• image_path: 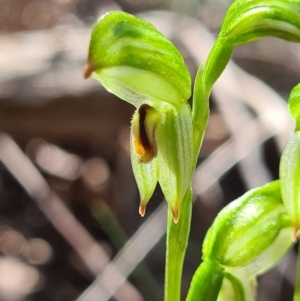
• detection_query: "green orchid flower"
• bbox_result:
[187,181,293,301]
[202,0,300,95]
[84,11,194,222]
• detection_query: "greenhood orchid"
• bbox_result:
[84,11,195,222]
[83,2,300,301]
[187,181,294,301]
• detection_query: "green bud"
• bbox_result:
[85,11,191,109]
[221,0,300,45]
[203,0,300,91]
[203,181,293,274]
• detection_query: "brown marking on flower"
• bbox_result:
[132,104,158,163]
[171,206,179,224]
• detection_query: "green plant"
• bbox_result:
[84,1,300,300]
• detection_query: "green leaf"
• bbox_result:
[202,181,293,273]
[85,11,191,109]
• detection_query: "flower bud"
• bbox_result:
[203,181,293,275]
[221,0,300,45]
[203,1,300,90]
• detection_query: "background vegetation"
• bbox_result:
[0,0,299,300]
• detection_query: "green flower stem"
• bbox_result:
[202,41,234,94]
[186,261,224,301]
[294,242,300,301]
[192,42,233,160]
[165,188,192,301]
[293,243,300,301]
[192,66,209,159]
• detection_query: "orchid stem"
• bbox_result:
[294,242,300,301]
[165,189,192,301]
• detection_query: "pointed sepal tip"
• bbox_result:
[84,63,95,79]
[139,204,146,217]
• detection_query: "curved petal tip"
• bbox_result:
[84,63,95,79]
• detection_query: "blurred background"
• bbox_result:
[0,0,299,300]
